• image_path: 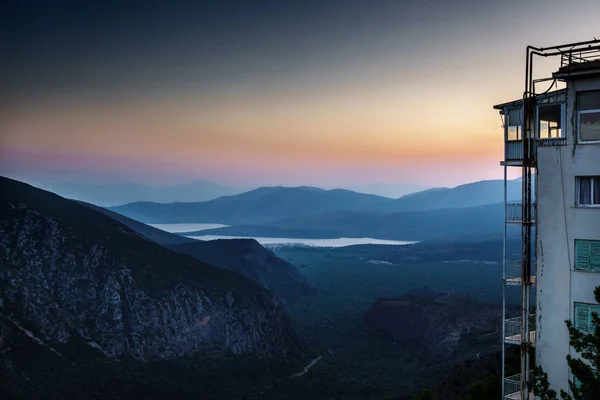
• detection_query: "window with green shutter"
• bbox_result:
[574,302,600,333]
[575,240,600,271]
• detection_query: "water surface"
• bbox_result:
[149,223,228,233]
[186,235,414,247]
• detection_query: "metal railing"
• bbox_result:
[537,137,567,146]
[504,372,534,399]
[506,203,536,224]
[560,46,600,68]
[505,315,536,338]
[505,140,537,161]
[504,260,536,285]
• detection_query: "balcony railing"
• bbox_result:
[504,260,536,285]
[504,372,534,399]
[506,203,536,224]
[537,137,567,146]
[505,140,523,161]
[505,316,536,346]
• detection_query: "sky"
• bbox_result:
[1,0,599,188]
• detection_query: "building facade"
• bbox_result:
[494,41,600,399]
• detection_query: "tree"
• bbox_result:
[532,286,600,400]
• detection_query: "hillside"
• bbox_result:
[78,202,313,302]
[362,288,507,361]
[78,200,197,245]
[0,176,304,398]
[169,239,314,303]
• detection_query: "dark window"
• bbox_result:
[577,176,600,206]
[578,91,600,142]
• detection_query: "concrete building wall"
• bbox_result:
[536,76,600,394]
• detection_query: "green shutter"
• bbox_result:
[590,241,600,271]
[575,303,590,333]
[575,240,591,271]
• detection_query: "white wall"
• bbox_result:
[536,76,600,394]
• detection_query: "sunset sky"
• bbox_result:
[1,0,599,188]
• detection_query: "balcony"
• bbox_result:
[505,260,536,285]
[504,372,535,399]
[506,203,536,224]
[505,316,536,347]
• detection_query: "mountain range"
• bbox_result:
[110,179,524,227]
[107,179,524,242]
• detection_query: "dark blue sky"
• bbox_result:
[1,0,599,187]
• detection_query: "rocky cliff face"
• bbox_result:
[0,177,303,362]
[169,239,314,303]
[362,288,504,361]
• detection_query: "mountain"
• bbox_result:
[110,186,394,224]
[186,202,507,241]
[35,180,243,206]
[378,179,524,213]
[0,176,304,397]
[77,202,313,302]
[169,239,314,303]
[339,183,432,199]
[108,179,526,226]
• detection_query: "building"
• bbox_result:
[493,40,600,399]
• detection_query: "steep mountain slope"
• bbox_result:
[78,202,313,302]
[189,203,506,241]
[35,179,243,206]
[0,176,302,365]
[169,239,314,303]
[109,186,395,224]
[78,200,197,245]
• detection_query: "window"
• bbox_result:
[507,107,522,141]
[574,302,600,333]
[577,90,600,142]
[537,104,563,139]
[575,239,600,271]
[576,176,600,206]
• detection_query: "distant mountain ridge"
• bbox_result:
[109,179,524,225]
[110,186,393,224]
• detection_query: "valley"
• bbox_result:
[0,177,521,399]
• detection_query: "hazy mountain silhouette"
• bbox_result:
[110,179,525,225]
[35,180,244,206]
[339,183,432,198]
[377,179,524,213]
[110,186,393,224]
